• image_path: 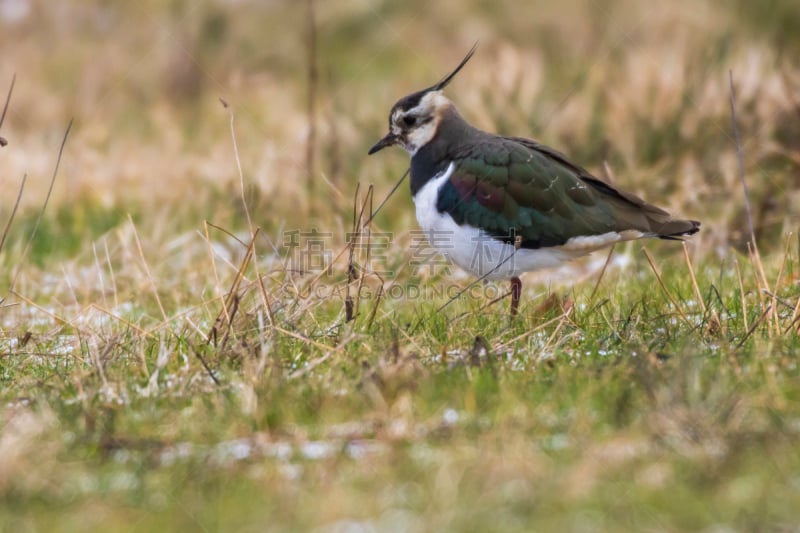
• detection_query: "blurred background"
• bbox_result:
[1,0,799,264]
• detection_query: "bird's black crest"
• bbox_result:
[429,42,478,92]
[390,42,478,118]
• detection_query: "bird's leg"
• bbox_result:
[510,276,522,316]
[509,234,524,316]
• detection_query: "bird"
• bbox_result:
[368,46,700,315]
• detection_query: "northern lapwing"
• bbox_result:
[368,46,700,315]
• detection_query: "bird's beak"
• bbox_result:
[368,132,397,155]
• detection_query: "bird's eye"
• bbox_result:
[402,115,417,127]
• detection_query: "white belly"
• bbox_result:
[412,162,640,280]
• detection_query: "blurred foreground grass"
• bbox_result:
[1,0,800,531]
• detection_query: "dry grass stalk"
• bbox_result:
[0,74,14,130]
[747,242,777,337]
[642,246,691,327]
[129,214,170,325]
[363,167,410,227]
[305,0,318,201]
[345,183,361,322]
[733,256,749,332]
[0,175,26,259]
[682,242,722,334]
[353,186,375,321]
[588,245,616,303]
[8,120,72,293]
[772,233,793,335]
[255,269,275,328]
[220,97,254,236]
[344,183,379,323]
[682,242,706,315]
[494,309,575,352]
[102,238,119,310]
[0,75,9,147]
[736,304,772,349]
[206,227,259,349]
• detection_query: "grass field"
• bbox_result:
[2,0,800,531]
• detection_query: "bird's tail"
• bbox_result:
[652,218,701,240]
[581,175,701,240]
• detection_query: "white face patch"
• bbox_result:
[391,91,451,156]
[402,120,437,156]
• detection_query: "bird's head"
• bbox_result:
[368,44,476,157]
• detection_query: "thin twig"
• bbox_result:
[540,307,575,353]
[345,183,361,322]
[103,237,119,309]
[746,241,775,337]
[642,247,691,327]
[256,271,275,327]
[353,186,375,320]
[203,221,226,327]
[10,290,71,327]
[588,244,616,303]
[774,233,792,334]
[791,292,800,334]
[433,247,517,314]
[362,167,410,227]
[129,214,170,324]
[86,303,148,336]
[366,282,384,330]
[682,242,706,314]
[760,289,794,311]
[305,0,318,200]
[733,255,749,332]
[220,98,253,237]
[92,242,109,311]
[736,304,771,349]
[494,309,573,351]
[0,174,26,255]
[287,333,355,380]
[0,73,15,130]
[274,324,335,352]
[191,344,221,386]
[206,229,259,347]
[9,120,73,293]
[345,183,377,323]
